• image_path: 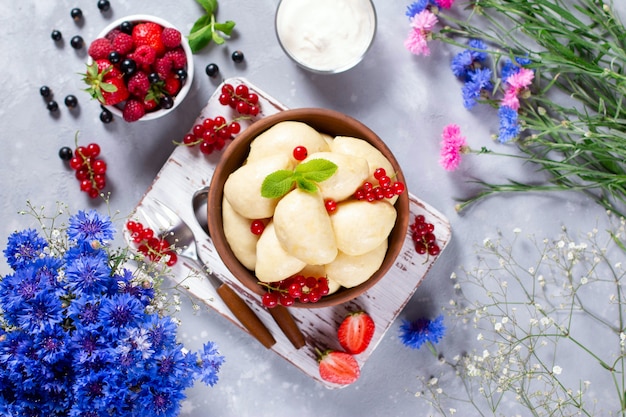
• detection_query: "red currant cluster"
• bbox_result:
[354,168,406,202]
[410,214,441,257]
[64,142,107,199]
[218,83,260,116]
[261,275,330,308]
[126,220,177,266]
[180,116,243,155]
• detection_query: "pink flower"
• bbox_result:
[435,0,455,9]
[440,124,467,171]
[405,10,438,57]
[501,68,534,110]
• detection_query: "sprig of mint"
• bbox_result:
[261,159,338,198]
[188,0,236,53]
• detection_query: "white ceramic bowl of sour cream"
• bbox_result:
[275,0,377,74]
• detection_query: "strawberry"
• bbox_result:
[163,76,180,96]
[337,311,375,354]
[132,22,165,56]
[318,350,360,385]
[82,61,129,105]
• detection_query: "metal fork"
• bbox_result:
[138,199,277,349]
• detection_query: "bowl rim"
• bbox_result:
[89,14,194,121]
[274,0,377,74]
[207,108,410,308]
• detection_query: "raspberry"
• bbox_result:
[88,38,113,60]
[130,45,156,66]
[112,33,134,55]
[155,56,173,79]
[105,28,122,42]
[161,27,182,48]
[164,47,187,69]
[122,99,146,122]
[127,71,150,97]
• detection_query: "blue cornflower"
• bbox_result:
[114,268,155,306]
[498,106,521,143]
[34,323,72,363]
[67,296,102,329]
[196,341,225,387]
[467,39,488,62]
[99,293,146,337]
[451,39,489,79]
[70,328,106,363]
[399,315,446,349]
[145,315,178,352]
[67,210,115,245]
[501,56,533,82]
[462,67,493,109]
[405,0,430,18]
[17,291,64,333]
[3,228,47,270]
[65,251,111,296]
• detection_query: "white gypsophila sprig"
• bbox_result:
[413,213,626,416]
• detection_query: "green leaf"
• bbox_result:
[295,177,318,193]
[100,82,118,93]
[212,29,225,45]
[195,0,217,14]
[188,26,213,53]
[295,159,338,182]
[261,170,296,198]
[214,20,236,36]
[189,14,211,35]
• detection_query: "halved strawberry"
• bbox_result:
[318,350,360,385]
[337,311,375,354]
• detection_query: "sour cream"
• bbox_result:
[275,0,377,73]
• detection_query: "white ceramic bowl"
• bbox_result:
[275,0,376,74]
[90,14,194,121]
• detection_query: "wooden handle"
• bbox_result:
[268,305,306,349]
[216,284,276,349]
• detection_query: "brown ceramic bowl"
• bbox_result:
[207,108,409,308]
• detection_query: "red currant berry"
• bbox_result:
[324,199,337,213]
[247,93,259,104]
[373,167,387,180]
[428,244,441,257]
[236,101,249,114]
[250,219,265,235]
[228,122,241,135]
[218,93,230,106]
[183,133,196,145]
[86,143,101,157]
[393,181,406,195]
[262,292,279,308]
[69,157,83,170]
[249,105,260,116]
[235,84,249,96]
[279,293,295,307]
[293,146,308,161]
[221,83,234,95]
[166,251,178,266]
[202,118,215,130]
[92,159,107,175]
[192,124,205,137]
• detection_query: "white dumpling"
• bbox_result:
[222,198,259,271]
[331,136,399,204]
[255,222,306,283]
[273,189,337,265]
[330,200,397,256]
[247,121,330,164]
[325,241,388,288]
[302,151,369,201]
[223,154,292,219]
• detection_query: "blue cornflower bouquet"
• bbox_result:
[0,207,224,417]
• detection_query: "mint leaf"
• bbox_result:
[189,14,211,35]
[295,159,338,182]
[261,170,295,198]
[295,177,318,193]
[214,21,236,36]
[195,0,217,14]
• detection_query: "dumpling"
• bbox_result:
[273,189,337,265]
[222,198,259,271]
[330,200,396,256]
[247,121,330,164]
[223,154,292,219]
[302,151,369,201]
[255,222,307,283]
[325,241,388,288]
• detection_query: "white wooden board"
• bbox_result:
[127,77,451,389]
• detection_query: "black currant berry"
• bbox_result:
[47,100,59,112]
[70,35,84,49]
[120,59,137,76]
[100,109,113,123]
[97,0,111,12]
[40,86,51,97]
[59,146,73,161]
[205,63,219,77]
[64,95,78,108]
[176,68,187,81]
[70,8,83,21]
[148,72,160,83]
[161,95,174,109]
[108,51,121,64]
[231,50,244,63]
[51,30,62,41]
[120,21,133,34]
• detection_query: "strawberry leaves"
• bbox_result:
[81,61,118,104]
[261,159,338,199]
[188,0,236,53]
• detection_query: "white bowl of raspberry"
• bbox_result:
[207,108,410,308]
[85,14,194,122]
